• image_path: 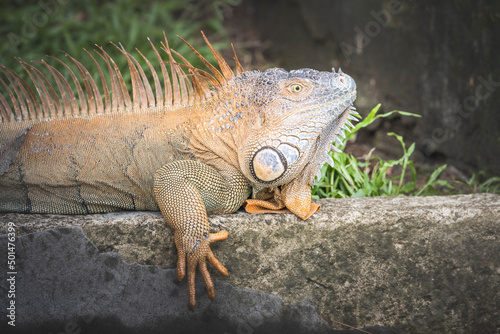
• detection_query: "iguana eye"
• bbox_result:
[290,84,302,93]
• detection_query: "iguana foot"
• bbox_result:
[245,199,320,220]
[245,198,289,213]
[246,180,320,220]
[175,231,229,310]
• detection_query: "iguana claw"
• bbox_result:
[178,230,229,310]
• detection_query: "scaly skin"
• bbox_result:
[0,33,357,309]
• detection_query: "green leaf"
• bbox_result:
[315,104,461,199]
[415,164,448,196]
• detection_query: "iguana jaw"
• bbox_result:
[245,102,358,220]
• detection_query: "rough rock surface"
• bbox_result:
[0,194,499,333]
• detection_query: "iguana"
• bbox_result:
[0,32,357,309]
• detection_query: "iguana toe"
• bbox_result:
[184,233,229,310]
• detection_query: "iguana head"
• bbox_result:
[237,67,357,218]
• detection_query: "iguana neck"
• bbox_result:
[185,74,259,172]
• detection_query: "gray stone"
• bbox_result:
[1,194,499,333]
[0,227,395,334]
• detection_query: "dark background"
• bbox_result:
[1,0,499,179]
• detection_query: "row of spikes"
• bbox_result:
[0,32,244,123]
[315,106,361,181]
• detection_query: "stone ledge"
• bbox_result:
[1,193,499,333]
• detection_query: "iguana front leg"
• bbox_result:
[153,160,250,310]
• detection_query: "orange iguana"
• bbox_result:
[0,32,357,309]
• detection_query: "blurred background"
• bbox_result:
[1,0,499,193]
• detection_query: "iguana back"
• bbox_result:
[0,34,243,213]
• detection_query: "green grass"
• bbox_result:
[458,171,500,194]
[312,104,500,199]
